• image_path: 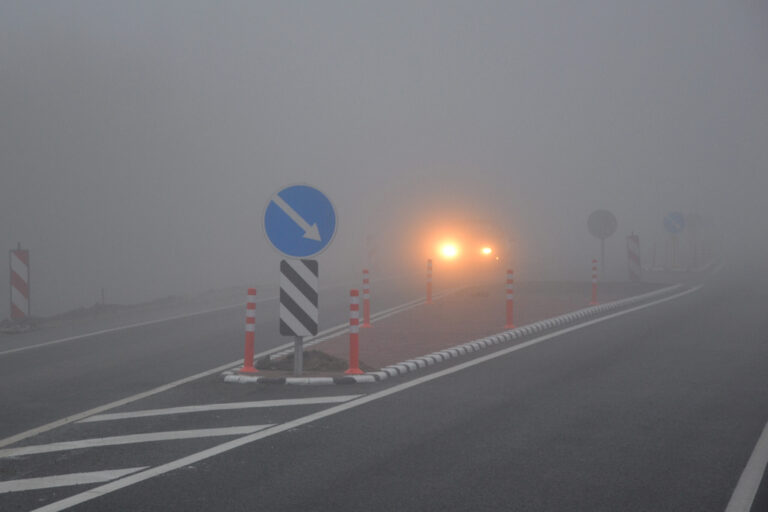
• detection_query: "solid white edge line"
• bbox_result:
[725,419,768,512]
[79,395,362,423]
[31,284,704,512]
[0,289,461,449]
[0,426,273,458]
[0,467,148,494]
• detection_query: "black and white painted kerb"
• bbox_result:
[224,283,686,385]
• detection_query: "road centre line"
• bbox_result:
[725,418,768,512]
[30,284,704,512]
[0,426,272,458]
[79,395,362,423]
[0,467,148,494]
[0,289,457,449]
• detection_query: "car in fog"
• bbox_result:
[433,218,509,267]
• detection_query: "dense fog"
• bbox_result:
[1,1,766,316]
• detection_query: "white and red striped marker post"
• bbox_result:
[239,288,259,373]
[362,269,372,328]
[9,244,30,321]
[505,269,515,329]
[627,234,642,282]
[345,289,363,375]
[590,259,599,305]
[426,258,433,304]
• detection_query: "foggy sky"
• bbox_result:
[1,1,767,316]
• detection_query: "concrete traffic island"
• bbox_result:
[224,281,678,386]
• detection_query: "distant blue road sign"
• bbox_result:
[264,185,337,258]
[664,212,685,234]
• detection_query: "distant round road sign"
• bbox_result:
[264,184,337,258]
[588,210,617,240]
[663,212,685,234]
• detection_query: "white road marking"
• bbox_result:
[725,419,768,512]
[0,289,457,449]
[30,284,704,512]
[79,395,362,423]
[0,426,272,458]
[0,467,147,494]
[0,272,418,356]
[0,297,276,358]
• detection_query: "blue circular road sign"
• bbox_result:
[264,185,337,258]
[664,212,685,234]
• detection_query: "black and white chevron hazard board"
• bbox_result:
[279,259,319,336]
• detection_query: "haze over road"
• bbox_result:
[1,2,768,511]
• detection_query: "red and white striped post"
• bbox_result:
[426,258,433,304]
[362,269,372,328]
[590,259,599,305]
[345,289,363,375]
[239,288,259,373]
[9,244,30,321]
[505,269,515,329]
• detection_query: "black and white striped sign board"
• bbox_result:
[279,259,319,336]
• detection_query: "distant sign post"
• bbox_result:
[588,210,617,274]
[664,212,685,269]
[264,185,337,375]
[686,213,702,270]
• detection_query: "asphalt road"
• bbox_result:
[2,269,767,511]
[0,275,428,440]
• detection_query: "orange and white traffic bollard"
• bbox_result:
[426,259,433,304]
[590,259,599,305]
[345,289,364,375]
[362,269,372,328]
[239,288,258,373]
[505,269,515,329]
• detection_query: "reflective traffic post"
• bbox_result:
[505,269,515,329]
[362,269,372,327]
[345,289,364,375]
[238,288,259,373]
[590,259,599,306]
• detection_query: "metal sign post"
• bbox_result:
[279,259,319,376]
[264,184,336,377]
[293,336,304,376]
[663,212,685,269]
[588,210,617,275]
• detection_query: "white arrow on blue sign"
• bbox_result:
[264,185,337,258]
[664,212,685,234]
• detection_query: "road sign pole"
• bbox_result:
[346,289,363,375]
[590,259,599,305]
[505,269,515,329]
[293,336,303,376]
[600,238,606,275]
[362,269,371,328]
[672,234,679,269]
[426,259,433,304]
[239,288,259,374]
[627,234,641,282]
